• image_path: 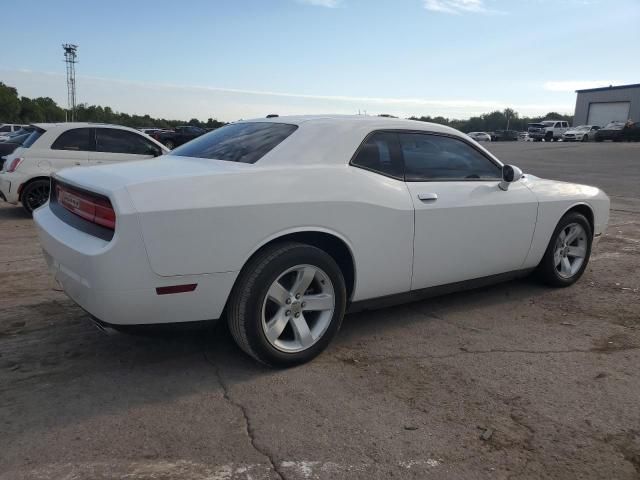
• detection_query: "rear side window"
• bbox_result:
[400,133,501,181]
[22,128,45,148]
[96,128,161,155]
[51,128,94,151]
[351,132,403,179]
[170,122,297,164]
[0,125,11,133]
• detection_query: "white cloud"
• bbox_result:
[296,0,341,7]
[422,0,499,14]
[1,69,573,121]
[543,80,619,92]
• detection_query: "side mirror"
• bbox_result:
[499,164,523,191]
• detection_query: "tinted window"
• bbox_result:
[171,122,297,164]
[22,128,44,148]
[96,128,161,155]
[0,125,11,132]
[51,128,94,151]
[400,133,501,181]
[351,131,403,178]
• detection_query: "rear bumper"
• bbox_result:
[0,173,20,204]
[34,204,237,325]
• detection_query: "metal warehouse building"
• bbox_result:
[574,83,640,127]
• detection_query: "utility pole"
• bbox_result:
[62,44,78,121]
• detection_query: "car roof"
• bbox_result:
[237,114,461,135]
[31,122,143,131]
[221,115,501,167]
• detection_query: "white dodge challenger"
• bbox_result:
[34,116,610,367]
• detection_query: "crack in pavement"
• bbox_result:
[203,350,287,480]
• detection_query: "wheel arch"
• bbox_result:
[239,228,357,302]
[562,202,595,235]
[18,175,50,202]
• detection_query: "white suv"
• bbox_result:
[0,123,168,214]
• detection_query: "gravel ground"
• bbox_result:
[1,142,639,480]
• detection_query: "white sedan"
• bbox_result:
[34,116,610,367]
[467,131,492,142]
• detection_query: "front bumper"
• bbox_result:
[34,203,237,325]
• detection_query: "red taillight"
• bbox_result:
[7,157,23,173]
[55,182,116,230]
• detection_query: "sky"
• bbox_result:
[1,0,639,122]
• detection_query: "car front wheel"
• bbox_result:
[21,179,50,216]
[227,242,346,367]
[536,212,592,287]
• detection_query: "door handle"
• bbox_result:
[418,193,438,202]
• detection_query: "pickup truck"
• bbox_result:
[151,126,206,149]
[527,120,570,142]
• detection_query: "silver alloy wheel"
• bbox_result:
[553,222,588,278]
[261,264,335,353]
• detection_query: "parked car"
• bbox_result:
[151,125,206,149]
[0,123,168,214]
[562,125,600,142]
[490,130,519,141]
[595,121,640,142]
[0,124,29,141]
[528,120,570,141]
[467,132,492,142]
[33,116,609,367]
[518,132,531,141]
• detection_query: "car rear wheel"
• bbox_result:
[21,179,50,216]
[227,242,346,367]
[536,212,592,287]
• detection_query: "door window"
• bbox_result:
[351,132,403,179]
[51,128,94,151]
[399,133,501,181]
[96,128,161,155]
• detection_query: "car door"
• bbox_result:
[90,128,162,165]
[45,127,93,172]
[398,132,539,290]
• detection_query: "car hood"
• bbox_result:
[564,129,585,135]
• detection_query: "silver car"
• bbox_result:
[562,125,600,142]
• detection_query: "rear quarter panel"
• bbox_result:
[128,165,415,301]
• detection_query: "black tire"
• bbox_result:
[582,134,588,142]
[536,212,592,288]
[227,241,346,367]
[21,179,50,216]
[164,140,175,150]
[545,132,553,142]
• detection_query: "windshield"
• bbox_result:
[604,122,624,130]
[171,122,298,164]
[574,126,590,131]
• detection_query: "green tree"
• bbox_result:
[0,82,21,122]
